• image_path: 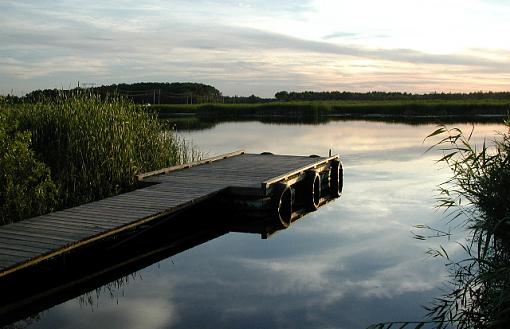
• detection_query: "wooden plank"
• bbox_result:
[0,235,64,248]
[148,186,221,194]
[13,221,102,236]
[97,196,177,207]
[126,191,210,202]
[151,172,264,180]
[0,242,53,254]
[5,225,89,241]
[159,171,273,180]
[98,198,184,209]
[78,201,163,214]
[156,176,265,186]
[54,208,139,223]
[94,200,182,212]
[137,150,245,181]
[41,215,127,230]
[0,238,59,251]
[150,182,198,192]
[138,186,217,195]
[0,259,15,269]
[111,194,185,204]
[144,177,227,186]
[82,202,168,215]
[146,188,221,197]
[63,207,152,221]
[0,248,40,259]
[0,254,21,264]
[37,216,117,230]
[37,216,118,231]
[0,254,29,265]
[0,227,76,243]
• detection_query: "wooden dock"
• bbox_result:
[0,151,343,280]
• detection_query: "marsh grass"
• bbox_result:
[152,99,510,118]
[1,91,191,224]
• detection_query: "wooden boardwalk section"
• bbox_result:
[0,151,342,280]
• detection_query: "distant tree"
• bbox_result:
[275,91,289,101]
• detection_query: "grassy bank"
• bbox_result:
[0,92,190,225]
[152,99,510,118]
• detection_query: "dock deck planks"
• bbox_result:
[0,152,338,278]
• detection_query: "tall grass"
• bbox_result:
[152,99,510,118]
[1,91,190,224]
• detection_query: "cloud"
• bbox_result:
[1,1,509,96]
[3,20,509,70]
[323,31,360,39]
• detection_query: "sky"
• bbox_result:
[1,0,509,97]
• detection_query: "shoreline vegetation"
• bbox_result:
[0,91,191,226]
[3,83,509,120]
[152,99,510,121]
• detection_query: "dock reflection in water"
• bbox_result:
[1,202,225,326]
[2,164,342,327]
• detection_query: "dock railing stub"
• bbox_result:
[261,154,341,196]
[136,150,245,181]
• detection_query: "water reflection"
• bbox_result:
[78,274,139,311]
[1,206,227,327]
[162,114,505,132]
[9,118,505,329]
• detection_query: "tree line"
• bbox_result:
[16,82,223,104]
[274,90,510,101]
[5,84,510,104]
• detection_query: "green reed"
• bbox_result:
[1,91,191,223]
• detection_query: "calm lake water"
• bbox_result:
[10,118,505,329]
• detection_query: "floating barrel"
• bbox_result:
[271,183,294,228]
[305,170,321,211]
[329,159,343,197]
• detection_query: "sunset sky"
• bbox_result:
[1,0,509,97]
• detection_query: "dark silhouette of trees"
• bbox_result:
[23,82,223,104]
[9,84,510,104]
[274,90,510,101]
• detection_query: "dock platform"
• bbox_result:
[0,151,343,280]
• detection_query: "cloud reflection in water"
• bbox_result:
[23,119,505,329]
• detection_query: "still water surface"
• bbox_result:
[14,119,505,329]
